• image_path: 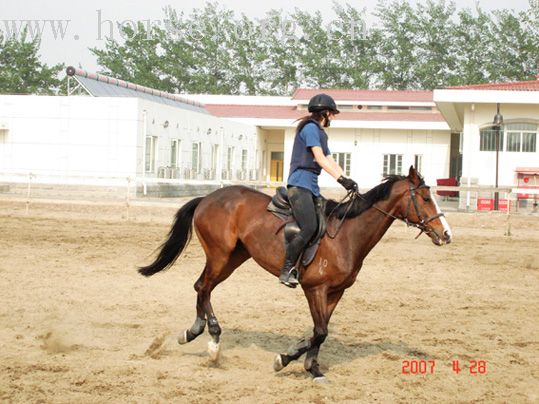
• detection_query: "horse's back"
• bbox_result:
[194,185,271,227]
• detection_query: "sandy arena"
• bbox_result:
[0,197,538,403]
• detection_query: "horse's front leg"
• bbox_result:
[274,287,329,381]
[304,289,344,382]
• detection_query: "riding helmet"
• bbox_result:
[308,93,340,114]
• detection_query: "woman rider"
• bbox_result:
[279,93,358,287]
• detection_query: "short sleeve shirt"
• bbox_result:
[287,122,331,197]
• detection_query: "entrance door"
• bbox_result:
[449,132,463,180]
[270,151,284,182]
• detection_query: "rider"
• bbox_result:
[279,93,358,287]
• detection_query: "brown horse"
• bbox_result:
[138,166,452,382]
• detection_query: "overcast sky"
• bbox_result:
[1,0,533,73]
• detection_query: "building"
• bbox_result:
[434,79,539,209]
[186,88,454,189]
[1,67,538,207]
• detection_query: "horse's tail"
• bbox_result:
[138,197,204,277]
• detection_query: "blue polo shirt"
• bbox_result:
[287,122,331,197]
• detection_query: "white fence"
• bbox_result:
[0,172,538,217]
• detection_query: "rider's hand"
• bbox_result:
[337,176,358,192]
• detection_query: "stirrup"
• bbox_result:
[279,268,299,288]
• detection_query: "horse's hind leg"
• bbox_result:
[178,244,249,361]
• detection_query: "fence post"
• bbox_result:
[126,177,131,221]
[25,173,34,215]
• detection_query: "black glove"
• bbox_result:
[337,175,358,191]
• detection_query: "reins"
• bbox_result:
[326,181,444,239]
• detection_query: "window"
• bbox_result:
[481,123,537,153]
[211,144,220,170]
[383,154,402,176]
[170,139,181,168]
[506,132,521,152]
[414,154,423,173]
[506,123,537,153]
[192,142,202,173]
[332,152,351,176]
[241,149,248,171]
[227,147,234,170]
[145,136,157,173]
[480,128,504,151]
[523,132,537,152]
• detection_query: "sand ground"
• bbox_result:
[0,198,538,403]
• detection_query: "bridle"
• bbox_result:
[400,183,445,239]
[328,181,444,240]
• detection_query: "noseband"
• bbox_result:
[402,183,445,239]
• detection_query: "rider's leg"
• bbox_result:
[279,186,317,287]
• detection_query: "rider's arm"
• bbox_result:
[311,146,344,179]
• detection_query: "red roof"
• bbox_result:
[515,167,539,174]
[449,79,539,91]
[205,104,446,122]
[292,88,434,102]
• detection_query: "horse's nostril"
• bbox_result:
[444,230,452,242]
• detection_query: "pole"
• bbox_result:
[493,103,503,211]
[494,125,500,210]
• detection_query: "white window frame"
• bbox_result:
[171,139,181,168]
[227,146,235,170]
[241,149,248,171]
[414,154,423,173]
[192,142,202,173]
[383,154,403,176]
[332,152,351,176]
[145,135,158,173]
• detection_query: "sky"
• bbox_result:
[1,0,534,73]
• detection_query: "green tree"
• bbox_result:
[486,9,538,82]
[332,3,375,88]
[372,0,418,89]
[413,0,458,89]
[452,6,493,85]
[91,21,173,92]
[0,30,63,94]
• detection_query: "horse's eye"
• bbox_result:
[423,197,430,202]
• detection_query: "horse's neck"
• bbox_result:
[348,198,399,264]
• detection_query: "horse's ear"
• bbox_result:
[408,165,419,182]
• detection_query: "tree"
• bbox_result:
[91,22,173,92]
[371,0,419,89]
[0,30,63,94]
[412,0,458,89]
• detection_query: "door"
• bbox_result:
[270,151,284,182]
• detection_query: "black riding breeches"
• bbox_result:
[287,186,318,248]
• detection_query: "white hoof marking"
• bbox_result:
[273,354,284,372]
[208,340,220,362]
[313,376,329,384]
[177,330,188,345]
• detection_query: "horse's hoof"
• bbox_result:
[273,354,284,372]
[177,330,188,345]
[208,340,220,362]
[312,376,329,384]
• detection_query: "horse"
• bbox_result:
[138,166,452,382]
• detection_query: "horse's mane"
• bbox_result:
[325,174,424,219]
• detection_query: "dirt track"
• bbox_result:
[0,199,538,403]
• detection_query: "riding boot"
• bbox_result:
[279,234,306,288]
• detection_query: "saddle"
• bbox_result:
[267,187,327,269]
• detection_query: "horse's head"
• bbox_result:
[393,166,452,246]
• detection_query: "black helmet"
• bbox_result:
[308,93,340,114]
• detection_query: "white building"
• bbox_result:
[190,88,454,189]
[0,68,260,197]
[435,80,539,209]
[1,67,537,206]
